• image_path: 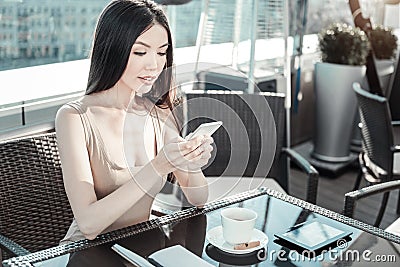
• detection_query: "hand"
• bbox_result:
[354,16,372,33]
[153,135,214,175]
[184,135,214,172]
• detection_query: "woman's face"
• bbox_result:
[119,24,168,95]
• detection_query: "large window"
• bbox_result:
[0,0,360,72]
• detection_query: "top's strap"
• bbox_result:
[65,101,92,144]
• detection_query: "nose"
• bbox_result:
[145,53,158,70]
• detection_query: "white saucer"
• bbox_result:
[206,226,268,255]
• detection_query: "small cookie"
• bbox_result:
[233,240,261,250]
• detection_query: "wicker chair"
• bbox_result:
[388,55,400,120]
[352,83,400,226]
[344,180,400,231]
[0,132,73,260]
[183,91,319,204]
[342,181,400,262]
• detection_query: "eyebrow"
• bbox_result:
[134,41,169,48]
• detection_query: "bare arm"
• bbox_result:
[160,114,211,206]
[174,167,210,207]
[172,135,213,207]
[348,0,372,32]
[56,105,164,240]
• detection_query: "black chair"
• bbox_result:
[183,91,319,204]
[0,133,73,260]
[344,180,400,231]
[342,181,400,261]
[352,82,400,226]
[388,54,400,121]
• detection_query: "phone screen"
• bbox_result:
[186,121,223,140]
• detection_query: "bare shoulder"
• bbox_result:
[55,96,89,122]
[56,103,81,126]
[55,100,86,135]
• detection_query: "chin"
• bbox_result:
[137,84,153,95]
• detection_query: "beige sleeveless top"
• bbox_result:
[60,100,164,244]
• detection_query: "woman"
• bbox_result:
[56,0,212,251]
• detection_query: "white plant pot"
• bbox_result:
[313,62,366,163]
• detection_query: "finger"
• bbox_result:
[168,138,208,168]
[177,136,186,142]
[175,139,197,154]
[164,138,189,154]
[184,144,204,159]
[185,132,193,140]
[187,136,203,148]
[194,143,213,156]
[169,136,185,143]
[188,153,205,165]
[171,149,196,167]
[202,143,213,153]
[178,138,203,154]
[202,136,214,144]
[177,141,190,152]
[164,144,189,162]
[200,153,211,162]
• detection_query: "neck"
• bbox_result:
[93,82,150,114]
[103,82,135,110]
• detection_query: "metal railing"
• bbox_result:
[0,91,84,140]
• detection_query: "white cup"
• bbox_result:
[220,207,258,245]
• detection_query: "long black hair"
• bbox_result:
[86,0,175,110]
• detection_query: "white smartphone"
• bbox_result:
[185,121,223,140]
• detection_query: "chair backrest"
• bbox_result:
[0,132,73,259]
[353,83,394,178]
[388,55,400,120]
[184,91,288,190]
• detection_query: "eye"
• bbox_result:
[158,52,167,56]
[133,52,146,56]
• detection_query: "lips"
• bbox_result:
[139,75,157,85]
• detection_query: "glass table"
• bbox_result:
[3,187,400,266]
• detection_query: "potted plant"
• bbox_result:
[312,23,370,163]
[369,25,398,93]
[319,23,370,66]
[369,25,398,60]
